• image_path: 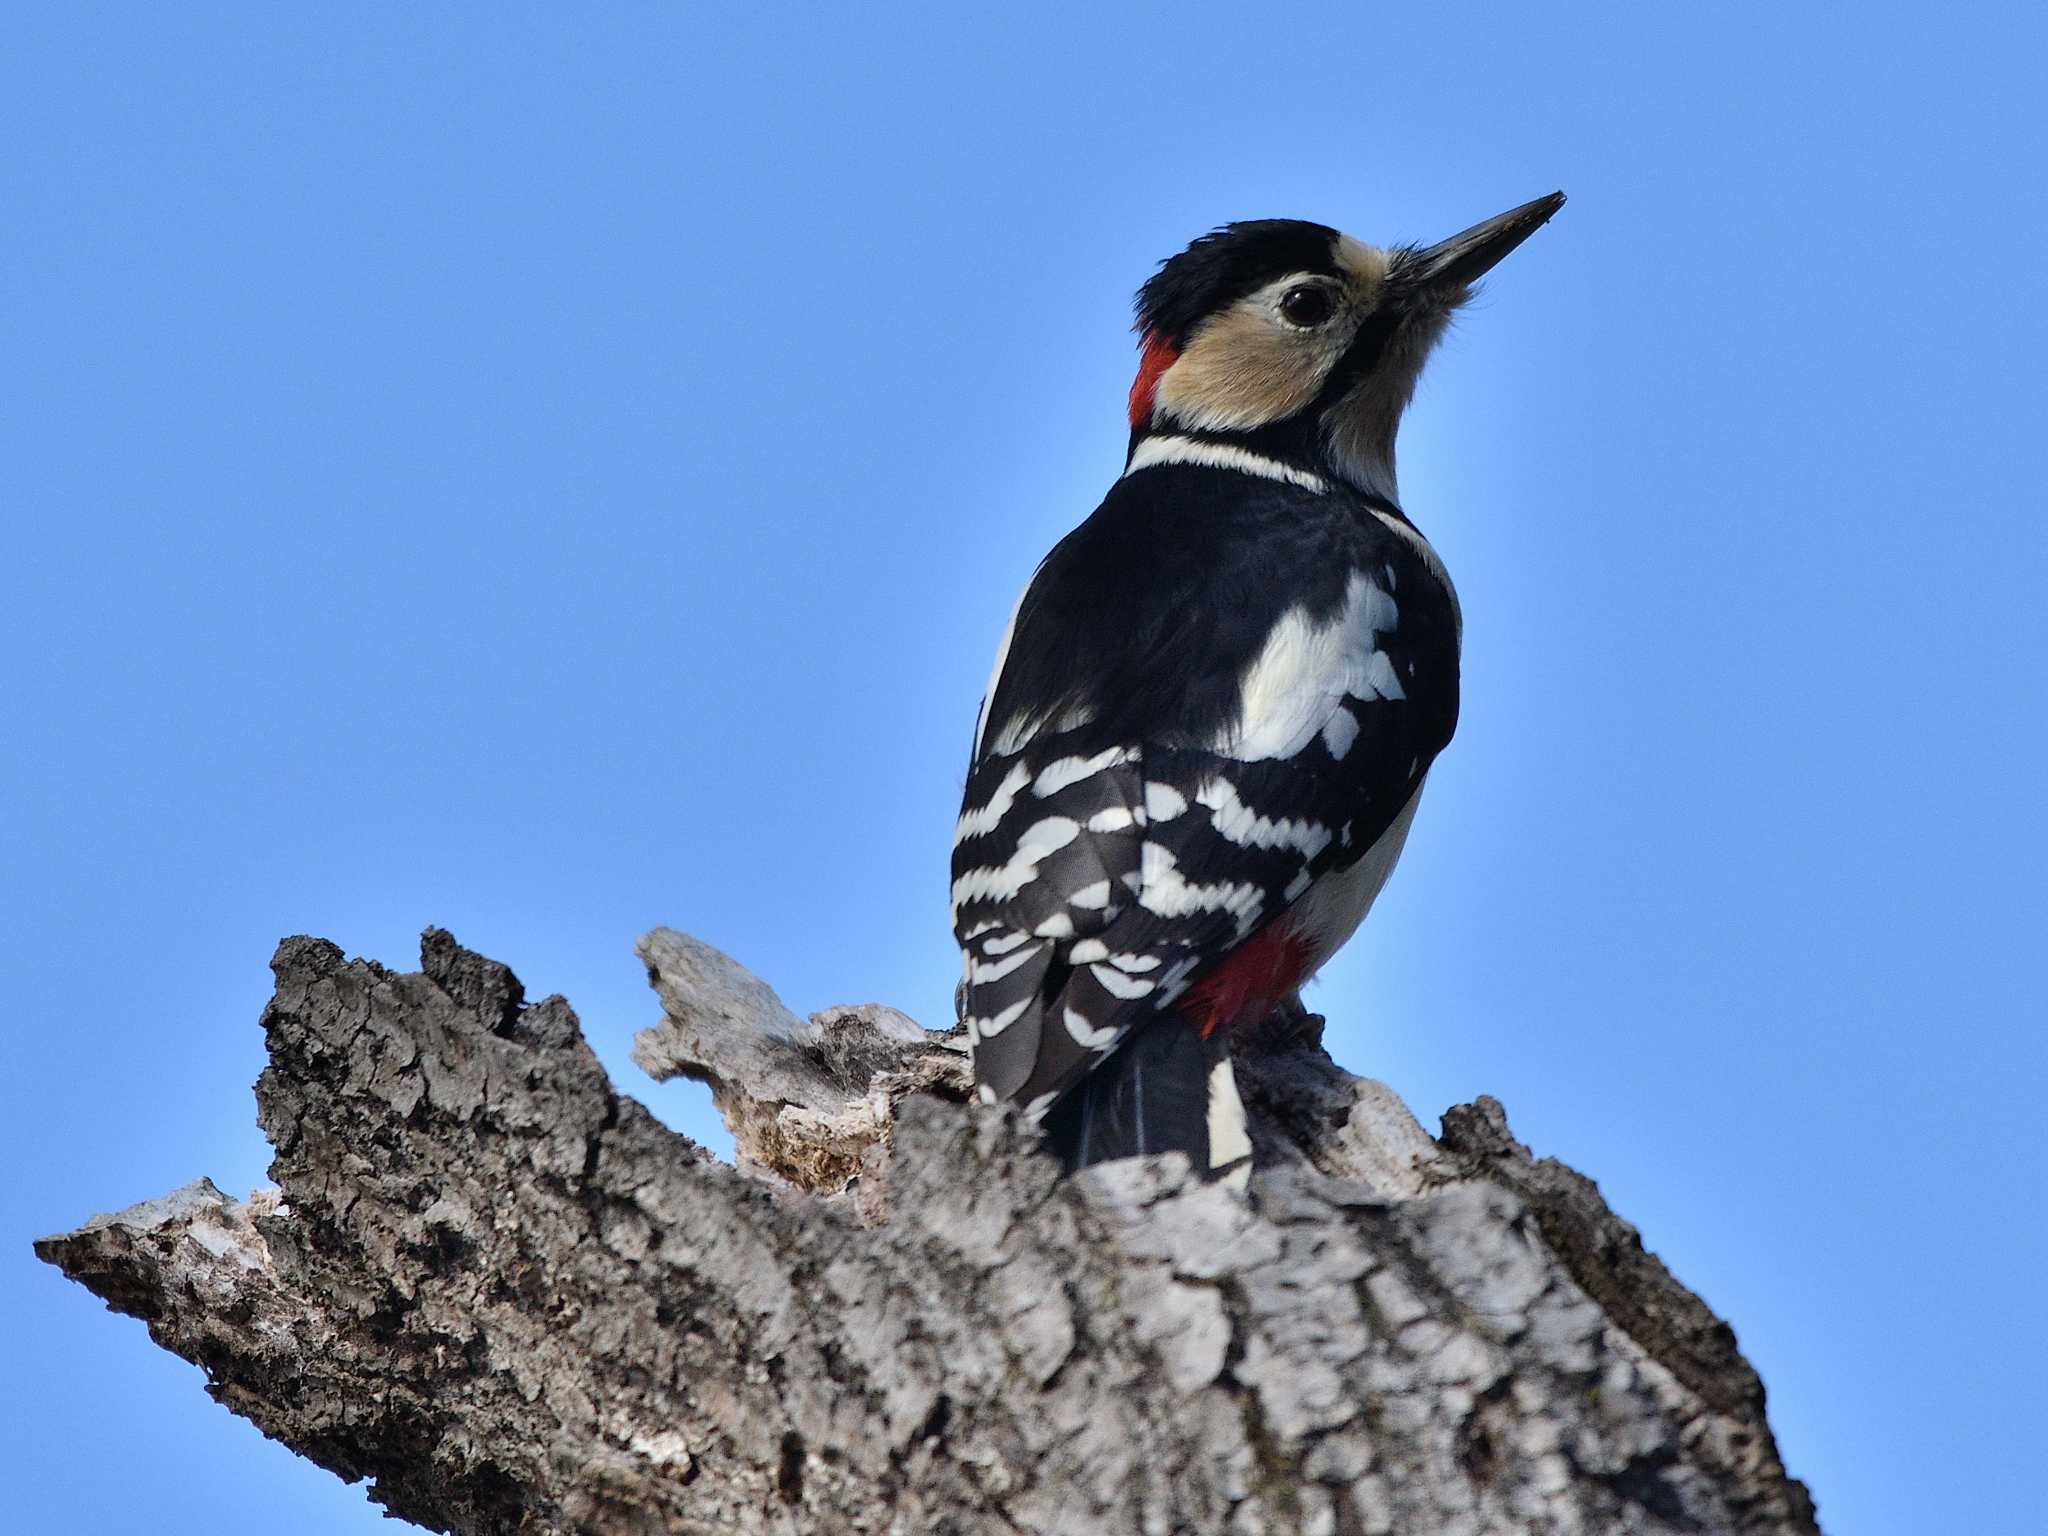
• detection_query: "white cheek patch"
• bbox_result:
[1149,271,1358,434]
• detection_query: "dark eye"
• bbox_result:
[1279,285,1336,328]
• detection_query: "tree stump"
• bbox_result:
[35,928,1821,1534]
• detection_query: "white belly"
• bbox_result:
[1282,783,1425,971]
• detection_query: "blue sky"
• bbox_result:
[5,5,2043,1531]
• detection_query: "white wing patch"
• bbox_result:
[970,994,1031,1039]
[1034,745,1139,797]
[967,941,1043,986]
[1321,709,1361,760]
[1064,1006,1121,1050]
[1224,571,1403,761]
[1362,649,1406,701]
[1194,776,1333,860]
[989,703,1096,758]
[955,762,1031,843]
[1089,963,1155,1000]
[1144,781,1188,820]
[1136,841,1266,935]
[951,815,1081,911]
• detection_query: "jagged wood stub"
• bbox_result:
[36,929,1821,1535]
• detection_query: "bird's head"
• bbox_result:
[1128,192,1564,504]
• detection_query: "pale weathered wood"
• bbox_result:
[36,928,1820,1534]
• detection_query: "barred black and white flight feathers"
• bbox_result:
[950,457,1460,1132]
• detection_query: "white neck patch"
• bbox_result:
[1324,439,1400,506]
[1124,434,1328,495]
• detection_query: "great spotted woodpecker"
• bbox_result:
[952,194,1564,1178]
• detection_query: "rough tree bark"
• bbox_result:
[37,928,1821,1535]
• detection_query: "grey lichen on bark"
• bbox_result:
[36,928,1821,1535]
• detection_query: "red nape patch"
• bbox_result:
[1127,331,1179,429]
[1180,924,1314,1040]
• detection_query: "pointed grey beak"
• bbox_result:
[1406,191,1566,291]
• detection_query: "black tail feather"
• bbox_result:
[1040,1022,1246,1175]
